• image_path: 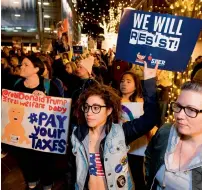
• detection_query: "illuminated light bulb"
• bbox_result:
[175,2,179,7]
[181,9,185,12]
[170,4,174,9]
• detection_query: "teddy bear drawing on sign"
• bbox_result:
[2,104,30,144]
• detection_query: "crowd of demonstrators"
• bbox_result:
[2,42,202,190]
[66,62,159,190]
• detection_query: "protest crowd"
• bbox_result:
[1,4,202,188]
[2,35,202,190]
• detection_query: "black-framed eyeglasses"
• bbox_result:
[171,102,202,118]
[82,103,107,114]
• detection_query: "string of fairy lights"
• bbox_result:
[77,0,109,36]
[77,0,202,35]
[161,0,202,123]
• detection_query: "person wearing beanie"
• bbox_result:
[68,56,99,125]
[76,56,94,79]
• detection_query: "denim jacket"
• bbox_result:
[71,123,133,190]
[66,78,158,190]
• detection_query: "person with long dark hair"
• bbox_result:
[66,62,159,190]
[119,71,149,189]
[120,71,143,102]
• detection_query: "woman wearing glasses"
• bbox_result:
[66,62,158,190]
[145,81,202,190]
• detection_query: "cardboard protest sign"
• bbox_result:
[121,102,148,156]
[42,39,53,52]
[116,9,202,72]
[121,102,144,121]
[73,46,83,54]
[1,89,71,154]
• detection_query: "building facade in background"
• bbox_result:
[1,0,81,52]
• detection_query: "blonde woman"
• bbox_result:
[65,62,77,75]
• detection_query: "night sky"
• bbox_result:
[77,0,111,38]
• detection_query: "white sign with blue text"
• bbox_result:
[1,89,71,154]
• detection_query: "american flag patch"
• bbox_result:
[89,153,105,177]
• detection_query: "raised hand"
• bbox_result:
[143,61,158,80]
[33,90,46,96]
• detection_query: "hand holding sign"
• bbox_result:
[143,61,158,80]
[33,90,46,96]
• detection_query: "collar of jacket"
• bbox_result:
[73,124,89,142]
[73,123,112,142]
